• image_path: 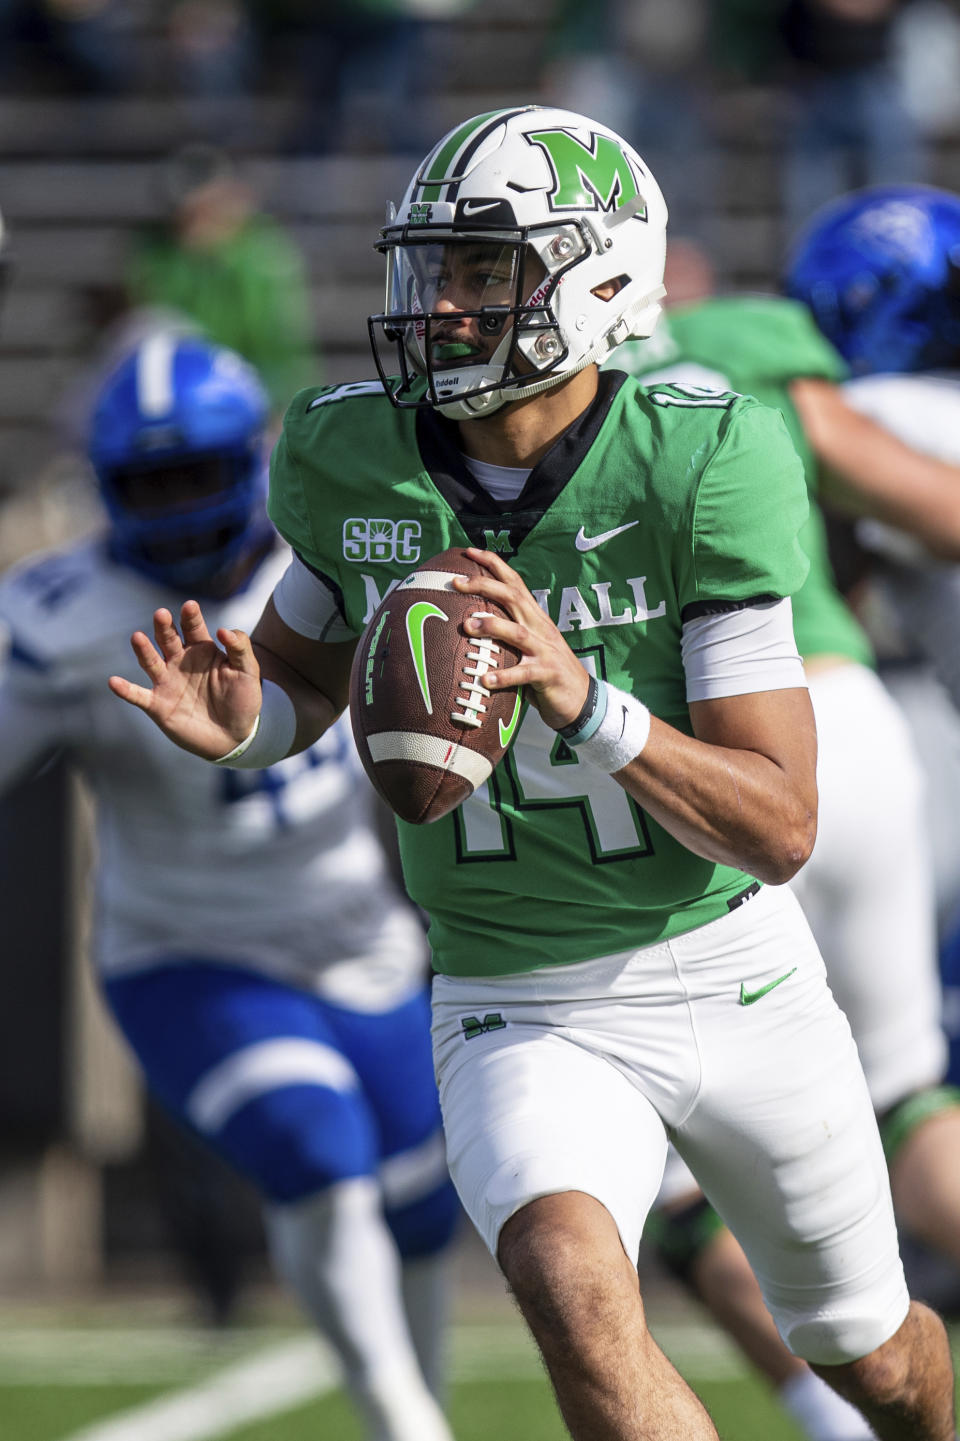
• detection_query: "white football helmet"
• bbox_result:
[368,104,668,420]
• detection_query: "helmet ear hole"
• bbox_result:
[592,274,631,301]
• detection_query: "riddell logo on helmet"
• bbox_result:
[526,128,647,219]
[526,279,552,308]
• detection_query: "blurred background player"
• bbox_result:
[786,179,960,1167]
[611,185,960,1441]
[0,329,459,1441]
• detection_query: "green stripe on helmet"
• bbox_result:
[418,109,513,202]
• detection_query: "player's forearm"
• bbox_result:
[613,719,817,885]
[790,376,960,559]
[248,599,355,756]
[252,642,343,754]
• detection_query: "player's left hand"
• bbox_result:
[454,549,590,732]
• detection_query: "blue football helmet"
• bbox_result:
[88,333,273,594]
[784,184,960,376]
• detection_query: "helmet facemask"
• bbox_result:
[370,225,597,417]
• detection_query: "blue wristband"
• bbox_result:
[562,678,609,746]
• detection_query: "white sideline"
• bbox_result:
[57,1337,340,1441]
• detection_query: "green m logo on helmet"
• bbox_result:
[526,128,647,219]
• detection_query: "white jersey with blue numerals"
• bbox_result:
[0,536,427,1009]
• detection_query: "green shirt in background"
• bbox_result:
[128,216,318,414]
[612,295,874,668]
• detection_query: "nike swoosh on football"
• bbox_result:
[574,521,639,551]
[498,692,523,748]
[405,601,448,715]
[739,968,797,1007]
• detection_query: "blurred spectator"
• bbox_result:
[662,236,717,307]
[166,0,253,98]
[0,0,139,93]
[126,143,318,413]
[893,0,960,141]
[776,1,927,233]
[245,0,479,156]
[541,0,713,241]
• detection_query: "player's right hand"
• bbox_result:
[108,601,263,760]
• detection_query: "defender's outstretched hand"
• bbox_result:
[108,600,263,759]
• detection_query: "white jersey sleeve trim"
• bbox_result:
[272,553,355,642]
[682,597,806,701]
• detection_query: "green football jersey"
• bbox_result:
[268,370,809,976]
[613,296,874,667]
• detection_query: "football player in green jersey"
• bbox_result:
[109,108,956,1441]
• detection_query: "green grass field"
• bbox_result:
[0,1303,830,1441]
[2,1271,957,1441]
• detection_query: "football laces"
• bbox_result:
[452,614,500,727]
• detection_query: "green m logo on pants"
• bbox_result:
[461,1013,507,1040]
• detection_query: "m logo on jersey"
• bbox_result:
[482,529,513,554]
[343,518,422,564]
[526,128,647,219]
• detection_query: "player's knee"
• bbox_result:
[812,1329,912,1410]
[386,1176,460,1259]
[218,1084,375,1204]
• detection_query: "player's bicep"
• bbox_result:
[252,595,356,718]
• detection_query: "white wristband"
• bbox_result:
[567,680,651,772]
[213,679,298,769]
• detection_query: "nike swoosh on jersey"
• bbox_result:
[739,968,797,1006]
[574,521,639,551]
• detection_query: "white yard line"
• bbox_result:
[56,1337,339,1441]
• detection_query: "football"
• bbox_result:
[349,548,523,824]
